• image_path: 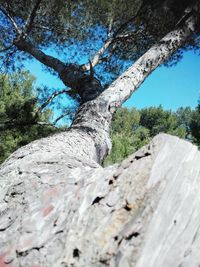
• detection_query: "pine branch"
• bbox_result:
[53,113,68,125]
[53,109,74,125]
[81,39,113,71]
[81,5,144,71]
[37,89,70,113]
[0,7,21,34]
[0,44,14,53]
[115,29,145,39]
[25,0,42,34]
[81,28,144,71]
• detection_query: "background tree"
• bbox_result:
[0,71,59,163]
[104,105,200,165]
[176,106,193,138]
[190,102,200,146]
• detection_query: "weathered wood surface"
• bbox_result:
[0,133,199,267]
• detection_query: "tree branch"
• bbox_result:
[13,37,66,73]
[82,39,113,71]
[116,29,145,39]
[11,2,144,102]
[53,113,69,125]
[25,0,42,34]
[107,16,114,38]
[33,25,50,31]
[0,7,21,34]
[0,44,14,53]
[13,37,103,103]
[109,2,144,40]
[37,89,70,113]
[98,11,199,113]
[81,27,144,71]
[81,6,144,71]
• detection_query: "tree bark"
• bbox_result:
[0,134,200,267]
[0,9,199,267]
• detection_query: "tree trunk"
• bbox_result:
[0,11,199,267]
[0,134,200,267]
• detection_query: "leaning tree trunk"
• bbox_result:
[0,11,199,267]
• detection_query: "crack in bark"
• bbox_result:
[36,161,59,165]
[92,196,105,205]
[16,245,44,258]
[135,152,151,160]
[125,231,140,240]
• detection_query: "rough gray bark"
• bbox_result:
[0,134,200,267]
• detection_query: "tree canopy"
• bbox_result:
[0,0,200,92]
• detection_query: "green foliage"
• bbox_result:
[190,104,200,146]
[0,0,199,75]
[139,106,187,137]
[104,107,149,165]
[104,105,200,165]
[0,71,59,164]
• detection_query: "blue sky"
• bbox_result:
[25,50,200,114]
[125,51,200,110]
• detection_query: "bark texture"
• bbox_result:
[0,134,200,267]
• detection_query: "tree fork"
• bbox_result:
[13,37,103,103]
[71,9,199,163]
